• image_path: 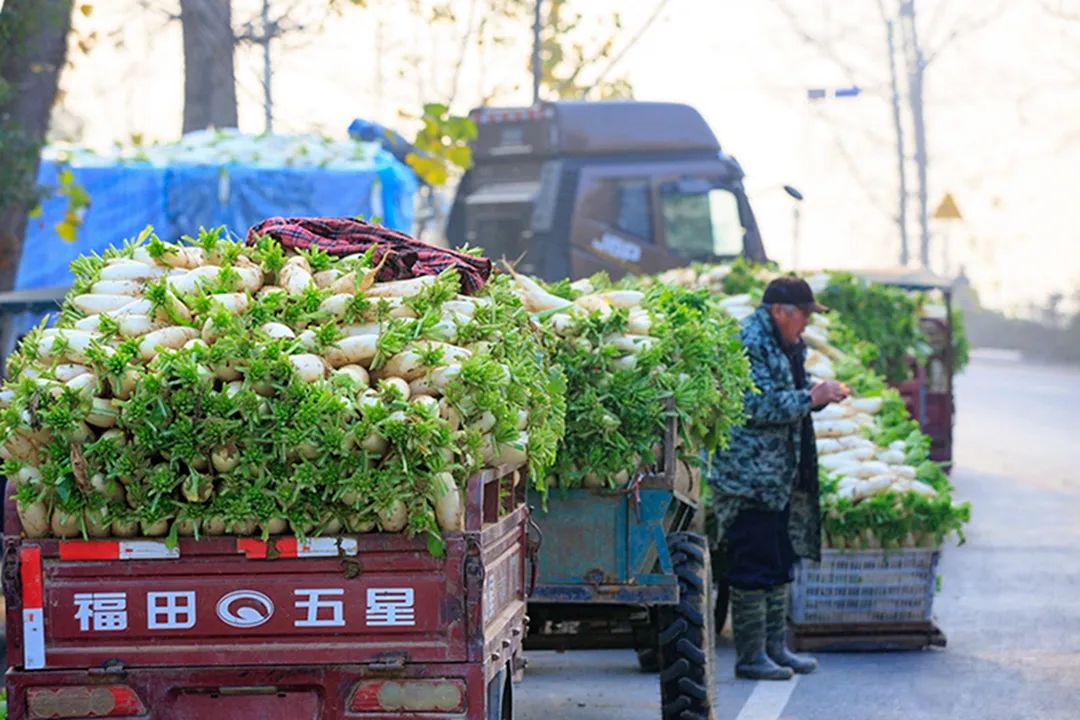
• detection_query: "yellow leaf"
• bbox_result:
[28,205,43,219]
[446,145,472,170]
[55,221,77,243]
[79,4,93,17]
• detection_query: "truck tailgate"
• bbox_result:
[7,533,471,670]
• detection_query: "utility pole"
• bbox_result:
[260,0,273,133]
[532,0,542,105]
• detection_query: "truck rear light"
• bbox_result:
[27,685,146,718]
[349,679,466,713]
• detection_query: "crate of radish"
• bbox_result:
[0,228,565,549]
[506,269,752,490]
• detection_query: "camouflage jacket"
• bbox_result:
[709,306,822,561]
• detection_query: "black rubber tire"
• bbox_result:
[657,532,716,720]
[636,646,660,673]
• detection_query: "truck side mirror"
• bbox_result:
[783,185,804,201]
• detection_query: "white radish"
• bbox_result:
[209,293,250,314]
[91,280,144,296]
[364,275,436,298]
[99,259,166,281]
[167,265,225,295]
[86,398,119,428]
[596,290,644,308]
[114,314,165,338]
[52,363,91,382]
[211,445,239,473]
[508,269,572,312]
[73,294,134,314]
[439,398,461,431]
[65,373,98,399]
[607,335,657,354]
[261,322,296,340]
[816,438,843,455]
[627,312,652,335]
[111,518,139,537]
[379,499,408,532]
[297,330,317,350]
[289,353,327,382]
[141,518,170,537]
[408,364,462,396]
[330,272,358,294]
[573,294,612,318]
[323,335,379,368]
[280,260,314,295]
[233,266,264,293]
[85,507,111,538]
[320,294,352,317]
[433,472,464,532]
[550,313,575,337]
[37,330,109,364]
[314,269,343,288]
[375,343,471,382]
[335,364,370,387]
[360,432,388,456]
[51,509,81,538]
[341,323,382,337]
[134,244,205,269]
[412,394,440,415]
[138,326,199,361]
[877,449,906,465]
[850,397,884,415]
[814,419,860,438]
[379,377,411,401]
[19,502,50,538]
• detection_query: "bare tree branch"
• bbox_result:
[768,0,863,84]
[445,0,480,108]
[582,0,671,95]
[924,1,1007,66]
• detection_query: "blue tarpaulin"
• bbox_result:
[17,148,417,292]
[9,146,417,345]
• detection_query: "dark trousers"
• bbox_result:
[725,505,796,590]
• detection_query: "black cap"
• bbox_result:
[761,276,828,313]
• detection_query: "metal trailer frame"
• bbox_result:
[4,465,530,720]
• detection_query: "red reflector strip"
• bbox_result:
[238,537,358,559]
[20,546,45,670]
[59,540,178,561]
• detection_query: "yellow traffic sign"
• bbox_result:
[933,193,963,221]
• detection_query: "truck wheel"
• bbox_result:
[657,532,716,720]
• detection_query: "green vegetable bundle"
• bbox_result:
[647,263,970,550]
[508,270,752,489]
[0,228,565,551]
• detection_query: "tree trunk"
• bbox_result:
[883,16,910,266]
[900,0,931,268]
[0,0,74,292]
[180,0,238,133]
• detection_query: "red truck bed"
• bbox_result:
[3,465,528,720]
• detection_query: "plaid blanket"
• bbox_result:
[246,216,492,295]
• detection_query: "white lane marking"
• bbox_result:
[733,675,800,720]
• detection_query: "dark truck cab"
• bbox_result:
[446,101,770,281]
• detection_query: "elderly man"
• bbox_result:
[711,276,849,681]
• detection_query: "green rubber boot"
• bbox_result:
[730,587,794,681]
[765,585,818,674]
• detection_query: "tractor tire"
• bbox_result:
[657,532,716,720]
[486,662,514,720]
[634,608,660,672]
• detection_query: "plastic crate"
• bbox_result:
[790,548,940,625]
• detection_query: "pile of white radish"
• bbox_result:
[650,261,969,550]
[506,269,753,492]
[1,229,564,544]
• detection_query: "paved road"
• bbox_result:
[517,356,1080,720]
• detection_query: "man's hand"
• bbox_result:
[810,380,849,407]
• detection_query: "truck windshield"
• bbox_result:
[660,186,745,260]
